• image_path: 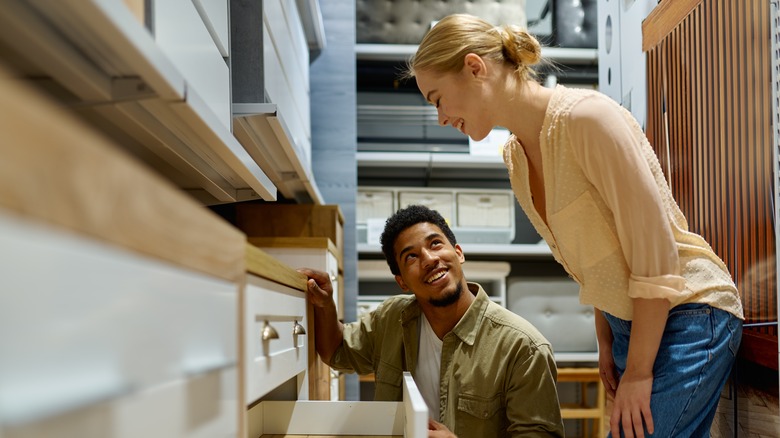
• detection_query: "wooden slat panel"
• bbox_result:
[644,0,777,368]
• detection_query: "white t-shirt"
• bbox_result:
[415,313,443,421]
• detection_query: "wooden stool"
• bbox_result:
[557,367,606,438]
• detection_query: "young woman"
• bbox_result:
[406,13,744,438]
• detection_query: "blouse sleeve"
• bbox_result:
[566,95,686,301]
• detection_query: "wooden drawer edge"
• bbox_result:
[245,243,307,291]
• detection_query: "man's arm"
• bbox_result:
[505,344,566,437]
[297,268,343,364]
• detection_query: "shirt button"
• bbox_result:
[483,411,489,418]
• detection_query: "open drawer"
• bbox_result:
[247,372,427,437]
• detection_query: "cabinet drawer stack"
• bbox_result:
[0,65,244,437]
[243,244,311,408]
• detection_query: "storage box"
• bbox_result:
[398,190,454,223]
[357,187,516,245]
[457,192,513,228]
[357,189,395,223]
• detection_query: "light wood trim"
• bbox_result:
[248,237,338,256]
[642,0,702,52]
[245,243,308,291]
[0,63,245,282]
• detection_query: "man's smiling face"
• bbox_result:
[393,222,466,308]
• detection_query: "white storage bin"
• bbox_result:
[357,189,395,223]
[398,191,454,223]
[457,192,513,228]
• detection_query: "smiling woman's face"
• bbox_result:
[414,58,494,142]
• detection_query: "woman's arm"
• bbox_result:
[566,95,680,438]
[609,297,669,437]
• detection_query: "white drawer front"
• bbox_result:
[2,366,237,438]
[0,211,237,427]
[244,275,307,404]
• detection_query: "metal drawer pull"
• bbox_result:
[262,321,279,341]
[293,320,306,335]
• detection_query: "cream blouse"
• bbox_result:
[503,85,744,321]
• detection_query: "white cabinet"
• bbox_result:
[246,238,341,402]
[231,0,323,204]
[0,70,245,437]
[243,274,309,404]
[154,0,231,131]
[0,0,277,204]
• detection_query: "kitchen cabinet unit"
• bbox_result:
[247,237,342,401]
[244,245,311,406]
[0,63,244,437]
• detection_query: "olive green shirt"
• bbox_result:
[329,283,564,437]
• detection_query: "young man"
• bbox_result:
[299,205,564,437]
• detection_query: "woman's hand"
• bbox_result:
[598,346,619,399]
[428,419,457,438]
[609,369,654,438]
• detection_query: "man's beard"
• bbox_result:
[428,282,463,308]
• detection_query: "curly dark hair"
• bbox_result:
[380,204,458,275]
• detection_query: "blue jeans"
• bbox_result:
[604,303,743,437]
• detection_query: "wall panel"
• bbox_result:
[644,0,777,369]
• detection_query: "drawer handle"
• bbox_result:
[293,320,307,335]
[262,321,279,341]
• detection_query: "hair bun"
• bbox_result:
[497,24,542,68]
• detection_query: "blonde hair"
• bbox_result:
[405,14,543,81]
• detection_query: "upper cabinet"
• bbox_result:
[231,0,323,204]
[0,0,325,205]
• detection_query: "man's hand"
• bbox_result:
[428,419,457,438]
[297,268,333,308]
[296,267,342,364]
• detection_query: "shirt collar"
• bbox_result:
[399,282,488,346]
